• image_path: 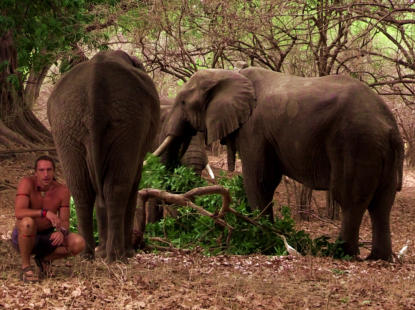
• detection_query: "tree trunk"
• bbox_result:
[24,63,52,108]
[0,31,53,149]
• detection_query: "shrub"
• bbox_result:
[69,154,349,259]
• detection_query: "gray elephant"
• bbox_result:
[156,67,404,261]
[146,96,209,223]
[47,50,160,262]
[159,97,208,175]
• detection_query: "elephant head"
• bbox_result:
[159,69,256,171]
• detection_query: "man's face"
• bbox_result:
[35,160,54,188]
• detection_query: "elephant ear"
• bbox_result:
[204,70,256,145]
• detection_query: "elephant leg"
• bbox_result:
[105,197,126,262]
[103,153,145,262]
[366,180,396,261]
[146,198,163,223]
[240,143,281,221]
[124,173,141,258]
[330,146,380,257]
[338,205,367,256]
[95,203,107,259]
[58,148,96,259]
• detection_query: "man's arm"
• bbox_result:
[50,186,71,246]
[15,178,42,219]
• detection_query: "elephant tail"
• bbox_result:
[88,97,107,210]
[91,128,106,208]
[391,130,404,191]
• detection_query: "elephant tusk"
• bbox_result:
[153,135,174,156]
[205,163,215,179]
[143,135,174,166]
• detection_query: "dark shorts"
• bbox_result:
[11,227,58,258]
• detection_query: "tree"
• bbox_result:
[0,0,120,149]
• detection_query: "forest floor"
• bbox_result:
[1,153,415,309]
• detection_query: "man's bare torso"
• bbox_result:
[18,176,69,231]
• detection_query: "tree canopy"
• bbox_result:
[0,0,121,148]
[1,0,414,150]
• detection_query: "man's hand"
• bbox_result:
[45,211,61,228]
[49,231,64,246]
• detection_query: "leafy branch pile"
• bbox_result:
[69,154,349,258]
[139,155,350,259]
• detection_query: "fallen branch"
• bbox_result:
[138,185,233,232]
[137,185,301,256]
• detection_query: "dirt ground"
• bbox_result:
[1,153,415,310]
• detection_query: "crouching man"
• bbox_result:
[12,155,85,282]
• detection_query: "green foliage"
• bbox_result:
[140,154,207,192]
[1,0,118,81]
[141,154,351,259]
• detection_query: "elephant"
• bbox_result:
[159,97,208,175]
[156,67,404,261]
[145,96,209,223]
[47,50,160,262]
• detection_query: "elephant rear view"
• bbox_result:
[47,50,160,262]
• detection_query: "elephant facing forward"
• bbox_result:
[145,96,209,223]
[157,67,404,261]
[48,50,160,262]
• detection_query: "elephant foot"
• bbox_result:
[132,231,145,251]
[105,255,128,264]
[81,250,95,261]
[125,247,136,258]
[366,250,393,262]
[104,250,126,263]
[338,238,360,258]
[95,245,107,259]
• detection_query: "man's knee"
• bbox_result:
[17,217,36,234]
[67,234,86,255]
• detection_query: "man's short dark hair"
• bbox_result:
[34,155,55,171]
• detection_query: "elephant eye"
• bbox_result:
[181,100,185,105]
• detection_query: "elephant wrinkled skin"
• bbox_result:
[47,50,160,262]
[160,67,404,261]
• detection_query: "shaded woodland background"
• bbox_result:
[1,0,415,149]
[1,2,415,309]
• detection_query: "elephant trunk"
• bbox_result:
[226,140,236,172]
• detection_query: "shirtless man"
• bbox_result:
[12,155,85,282]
